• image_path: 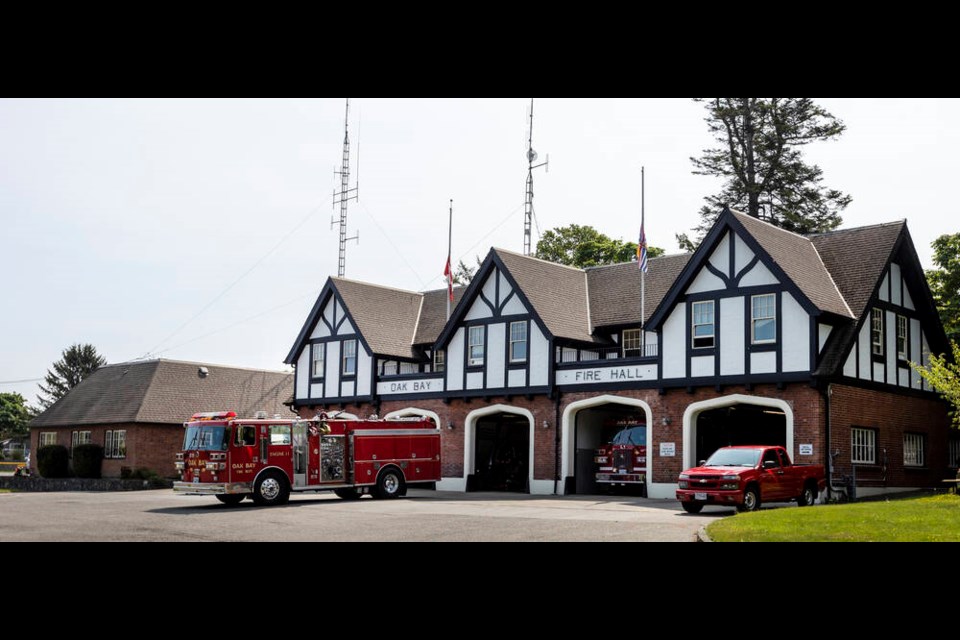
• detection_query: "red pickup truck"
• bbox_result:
[676,446,826,514]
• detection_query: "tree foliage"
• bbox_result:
[536,224,664,269]
[927,233,960,344]
[453,258,482,286]
[37,344,107,410]
[683,98,852,249]
[0,393,31,439]
[912,342,960,429]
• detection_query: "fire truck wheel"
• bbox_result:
[374,468,406,500]
[334,488,362,501]
[216,495,246,507]
[253,472,290,506]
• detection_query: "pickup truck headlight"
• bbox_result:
[722,475,739,481]
[679,474,691,481]
[678,481,689,489]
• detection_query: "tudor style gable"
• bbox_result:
[437,250,558,396]
[649,208,853,385]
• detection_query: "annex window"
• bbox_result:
[342,340,357,376]
[39,432,57,447]
[509,322,528,363]
[692,301,715,349]
[897,315,908,361]
[904,433,926,468]
[950,439,960,469]
[312,345,324,379]
[851,427,876,465]
[433,350,445,373]
[104,430,127,460]
[751,294,776,344]
[622,329,642,358]
[71,431,91,449]
[871,308,884,357]
[468,326,485,367]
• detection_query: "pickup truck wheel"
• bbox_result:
[738,487,760,513]
[682,502,704,514]
[215,494,245,507]
[797,484,816,507]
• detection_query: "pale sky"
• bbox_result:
[1,98,957,407]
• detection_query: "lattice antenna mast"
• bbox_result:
[332,98,359,277]
[524,98,549,256]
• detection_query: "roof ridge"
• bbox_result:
[113,358,292,376]
[333,277,423,298]
[807,219,907,238]
[132,360,163,423]
[493,248,586,273]
[584,252,690,272]
[410,295,425,347]
[730,208,813,242]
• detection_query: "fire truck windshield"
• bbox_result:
[610,426,646,446]
[183,426,230,452]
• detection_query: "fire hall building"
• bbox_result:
[285,209,951,499]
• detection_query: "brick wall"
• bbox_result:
[29,423,181,478]
[828,384,950,488]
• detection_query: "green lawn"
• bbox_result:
[707,494,960,542]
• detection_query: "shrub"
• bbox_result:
[73,444,104,479]
[37,445,69,478]
[10,450,23,462]
[130,468,168,489]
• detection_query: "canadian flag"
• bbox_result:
[444,256,454,302]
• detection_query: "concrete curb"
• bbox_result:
[697,525,713,543]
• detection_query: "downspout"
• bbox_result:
[554,391,562,496]
[824,383,832,502]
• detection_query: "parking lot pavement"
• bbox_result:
[0,489,728,542]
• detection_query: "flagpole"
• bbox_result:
[641,167,646,355]
[447,199,453,321]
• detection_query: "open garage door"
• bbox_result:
[573,404,647,496]
[695,404,786,465]
[470,413,529,493]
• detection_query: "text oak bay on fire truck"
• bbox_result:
[173,411,442,506]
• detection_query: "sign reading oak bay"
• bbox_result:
[556,364,658,386]
[377,377,444,396]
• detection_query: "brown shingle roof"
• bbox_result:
[809,221,905,319]
[495,249,597,343]
[414,286,466,346]
[30,360,293,427]
[333,278,424,360]
[587,253,691,328]
[732,211,853,318]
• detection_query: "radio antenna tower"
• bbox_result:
[524,98,549,256]
[332,98,359,277]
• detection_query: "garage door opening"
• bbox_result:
[573,405,647,496]
[470,413,529,493]
[694,404,786,465]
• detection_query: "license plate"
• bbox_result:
[193,477,200,484]
[694,492,707,501]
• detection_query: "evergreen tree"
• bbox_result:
[37,344,107,409]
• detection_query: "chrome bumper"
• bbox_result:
[173,482,251,496]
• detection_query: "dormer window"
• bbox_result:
[622,329,642,358]
[434,350,445,373]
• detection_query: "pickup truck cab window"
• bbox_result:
[777,449,792,467]
[761,449,780,468]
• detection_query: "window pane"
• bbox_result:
[313,346,324,378]
[754,318,775,342]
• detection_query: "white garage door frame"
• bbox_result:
[459,404,552,495]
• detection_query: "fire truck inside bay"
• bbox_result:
[594,417,647,496]
[173,411,441,506]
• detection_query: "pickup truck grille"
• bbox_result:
[613,450,632,470]
[688,476,723,489]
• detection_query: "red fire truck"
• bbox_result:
[594,419,647,493]
[173,411,441,506]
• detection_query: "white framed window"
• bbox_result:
[71,431,91,450]
[904,433,925,467]
[105,430,127,460]
[433,350,445,373]
[342,340,357,376]
[851,427,876,464]
[312,345,325,379]
[622,329,642,358]
[509,322,528,363]
[399,362,416,375]
[897,315,908,360]
[468,326,485,367]
[871,308,884,357]
[692,301,715,349]
[751,294,777,344]
[39,432,57,447]
[950,439,960,469]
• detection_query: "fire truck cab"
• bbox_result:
[173,411,441,507]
